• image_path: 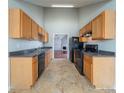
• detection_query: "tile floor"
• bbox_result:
[9,59,116,93]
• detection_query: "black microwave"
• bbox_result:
[85,44,98,53]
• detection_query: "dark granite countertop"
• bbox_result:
[40,47,52,49]
[83,50,115,57]
[9,47,52,57]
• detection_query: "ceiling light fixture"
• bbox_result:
[51,5,74,8]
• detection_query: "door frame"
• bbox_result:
[53,33,69,59]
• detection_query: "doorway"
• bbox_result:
[53,34,68,59]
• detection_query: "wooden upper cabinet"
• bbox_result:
[79,22,92,42]
[79,27,86,36]
[21,11,32,39]
[92,10,115,40]
[38,27,49,43]
[9,8,32,39]
[85,22,92,32]
[38,26,44,35]
[92,14,103,39]
[9,9,21,38]
[38,35,42,42]
[38,26,44,41]
[44,32,49,43]
[79,22,92,37]
[31,20,38,40]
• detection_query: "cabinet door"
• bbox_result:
[86,22,92,32]
[86,60,92,81]
[9,9,21,38]
[104,10,115,39]
[84,55,92,81]
[45,50,52,68]
[92,57,115,88]
[44,32,48,43]
[45,52,48,67]
[38,27,44,41]
[49,50,52,61]
[83,59,86,75]
[20,11,32,39]
[31,20,38,40]
[48,50,52,64]
[79,27,86,36]
[38,26,44,35]
[84,55,88,75]
[92,14,104,39]
[32,57,38,84]
[10,57,32,89]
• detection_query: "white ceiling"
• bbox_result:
[23,0,109,7]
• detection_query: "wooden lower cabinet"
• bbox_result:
[10,56,38,89]
[83,54,115,88]
[84,55,93,82]
[45,50,52,68]
[32,57,38,84]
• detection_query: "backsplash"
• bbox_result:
[8,39,43,52]
[84,40,115,52]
